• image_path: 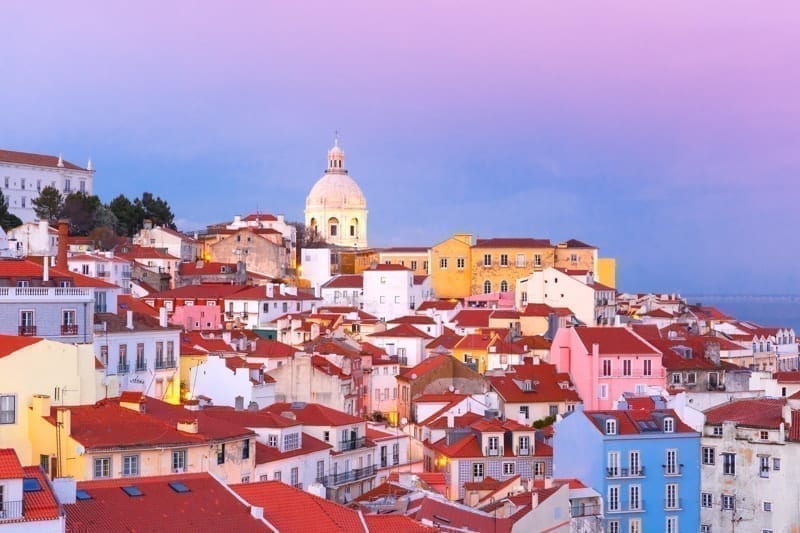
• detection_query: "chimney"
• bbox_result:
[235,396,245,411]
[177,419,199,434]
[159,307,168,328]
[530,490,539,509]
[43,256,49,282]
[57,220,69,269]
[32,394,51,417]
[126,310,134,330]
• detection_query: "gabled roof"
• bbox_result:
[452,309,494,328]
[65,473,265,531]
[263,402,363,427]
[22,465,61,521]
[230,481,366,533]
[0,335,44,358]
[0,448,24,479]
[583,409,695,435]
[487,362,581,404]
[558,239,596,249]
[417,300,460,312]
[0,148,87,170]
[573,327,660,356]
[248,339,296,358]
[369,323,433,339]
[321,274,363,289]
[116,245,179,260]
[474,238,552,248]
[425,327,462,351]
[398,354,456,380]
[254,433,332,463]
[704,398,787,429]
[389,315,436,325]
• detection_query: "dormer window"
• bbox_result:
[523,380,532,392]
[664,417,675,433]
[606,419,617,435]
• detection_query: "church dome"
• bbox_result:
[305,139,367,210]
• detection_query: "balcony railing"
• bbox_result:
[97,271,109,277]
[61,324,78,336]
[316,464,377,487]
[0,287,92,298]
[664,498,682,510]
[339,436,367,452]
[117,363,130,374]
[155,357,176,370]
[0,499,24,520]
[662,464,683,476]
[608,500,645,513]
[606,466,645,478]
[18,325,37,336]
[392,454,400,465]
[570,503,602,518]
[389,355,408,366]
[135,362,147,372]
[485,446,503,457]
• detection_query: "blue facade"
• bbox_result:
[554,407,700,532]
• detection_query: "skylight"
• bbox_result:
[121,486,143,497]
[23,477,42,492]
[76,489,92,501]
[168,481,190,493]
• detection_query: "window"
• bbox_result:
[665,516,678,533]
[518,436,530,455]
[0,394,15,424]
[607,451,620,477]
[763,501,772,512]
[122,455,139,476]
[622,359,632,376]
[534,254,542,267]
[502,462,515,475]
[268,434,278,447]
[519,406,529,420]
[722,453,735,475]
[483,254,492,266]
[629,484,641,510]
[499,280,509,292]
[500,254,508,266]
[284,432,299,451]
[599,383,608,399]
[759,455,770,478]
[410,260,417,270]
[712,426,723,437]
[20,310,34,326]
[702,447,715,465]
[570,253,578,264]
[40,454,49,473]
[606,419,617,435]
[456,257,465,269]
[316,460,324,481]
[94,457,111,479]
[483,280,492,294]
[643,359,652,376]
[665,449,678,475]
[273,471,281,481]
[602,359,612,376]
[607,485,619,511]
[701,492,713,507]
[665,483,678,509]
[548,404,558,417]
[423,260,428,271]
[773,457,781,471]
[291,467,299,486]
[487,436,500,456]
[533,461,545,477]
[760,430,769,440]
[242,439,250,459]
[629,519,641,533]
[472,462,484,481]
[136,343,146,371]
[722,494,735,510]
[664,417,674,433]
[671,373,681,385]
[329,224,337,236]
[439,258,448,269]
[701,525,711,533]
[216,443,225,464]
[172,449,187,472]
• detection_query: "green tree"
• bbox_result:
[137,192,176,230]
[108,194,143,237]
[61,192,102,235]
[0,190,22,231]
[32,186,64,223]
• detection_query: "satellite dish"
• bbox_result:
[76,445,85,456]
[448,385,455,392]
[400,417,408,426]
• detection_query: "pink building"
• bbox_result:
[549,327,664,410]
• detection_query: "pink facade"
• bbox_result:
[169,304,223,330]
[549,327,665,410]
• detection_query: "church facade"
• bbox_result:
[304,138,368,248]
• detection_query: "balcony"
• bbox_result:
[485,446,503,457]
[662,464,683,476]
[339,436,367,452]
[389,355,408,366]
[18,325,37,336]
[570,503,602,518]
[155,358,177,370]
[664,498,682,510]
[606,466,645,478]
[316,464,377,487]
[96,271,109,278]
[0,499,24,521]
[0,287,93,301]
[607,500,645,513]
[135,363,147,372]
[517,447,531,456]
[117,363,130,374]
[61,324,78,336]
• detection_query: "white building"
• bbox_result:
[68,252,133,294]
[367,324,433,368]
[223,283,319,329]
[6,220,58,258]
[516,267,616,326]
[304,138,368,248]
[361,264,431,322]
[133,221,199,262]
[0,148,95,222]
[301,247,334,290]
[320,274,363,308]
[188,354,275,409]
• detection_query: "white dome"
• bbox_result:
[306,172,366,209]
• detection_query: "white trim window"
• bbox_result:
[608,485,620,512]
[0,394,15,424]
[93,457,111,479]
[122,455,140,477]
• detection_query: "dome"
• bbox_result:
[305,173,366,209]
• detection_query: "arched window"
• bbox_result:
[483,280,492,294]
[328,217,339,237]
[350,218,359,237]
[499,280,508,292]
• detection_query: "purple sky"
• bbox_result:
[3,1,799,294]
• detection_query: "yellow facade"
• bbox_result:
[451,344,490,375]
[429,234,474,299]
[597,257,617,289]
[0,340,103,464]
[179,354,208,400]
[471,244,554,297]
[378,249,429,276]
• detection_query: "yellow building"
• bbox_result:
[28,393,256,482]
[429,233,474,299]
[0,337,104,464]
[470,238,554,296]
[378,247,429,276]
[553,239,599,272]
[597,257,617,289]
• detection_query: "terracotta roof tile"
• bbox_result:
[0,335,44,358]
[417,300,460,311]
[487,362,581,404]
[263,402,363,427]
[452,309,494,328]
[254,433,331,464]
[574,327,660,356]
[475,238,551,248]
[369,323,433,339]
[0,448,25,479]
[0,148,87,170]
[322,274,363,289]
[704,398,786,429]
[21,466,61,521]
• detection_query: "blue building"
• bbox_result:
[553,405,700,533]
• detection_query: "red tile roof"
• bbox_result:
[559,239,596,249]
[369,323,433,339]
[380,246,429,254]
[417,300,460,312]
[574,327,660,356]
[774,371,800,384]
[65,473,265,531]
[398,354,453,380]
[21,465,61,521]
[231,480,366,533]
[452,309,494,328]
[322,274,363,289]
[0,448,25,479]
[116,245,179,260]
[521,303,572,318]
[204,407,301,428]
[178,261,238,275]
[368,264,411,271]
[630,324,661,340]
[583,409,696,435]
[704,398,787,429]
[412,495,514,533]
[475,238,551,248]
[254,433,331,463]
[389,315,436,325]
[0,148,87,170]
[426,328,463,350]
[0,335,44,358]
[263,402,363,427]
[487,362,581,404]
[147,284,246,300]
[249,339,296,358]
[365,514,435,532]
